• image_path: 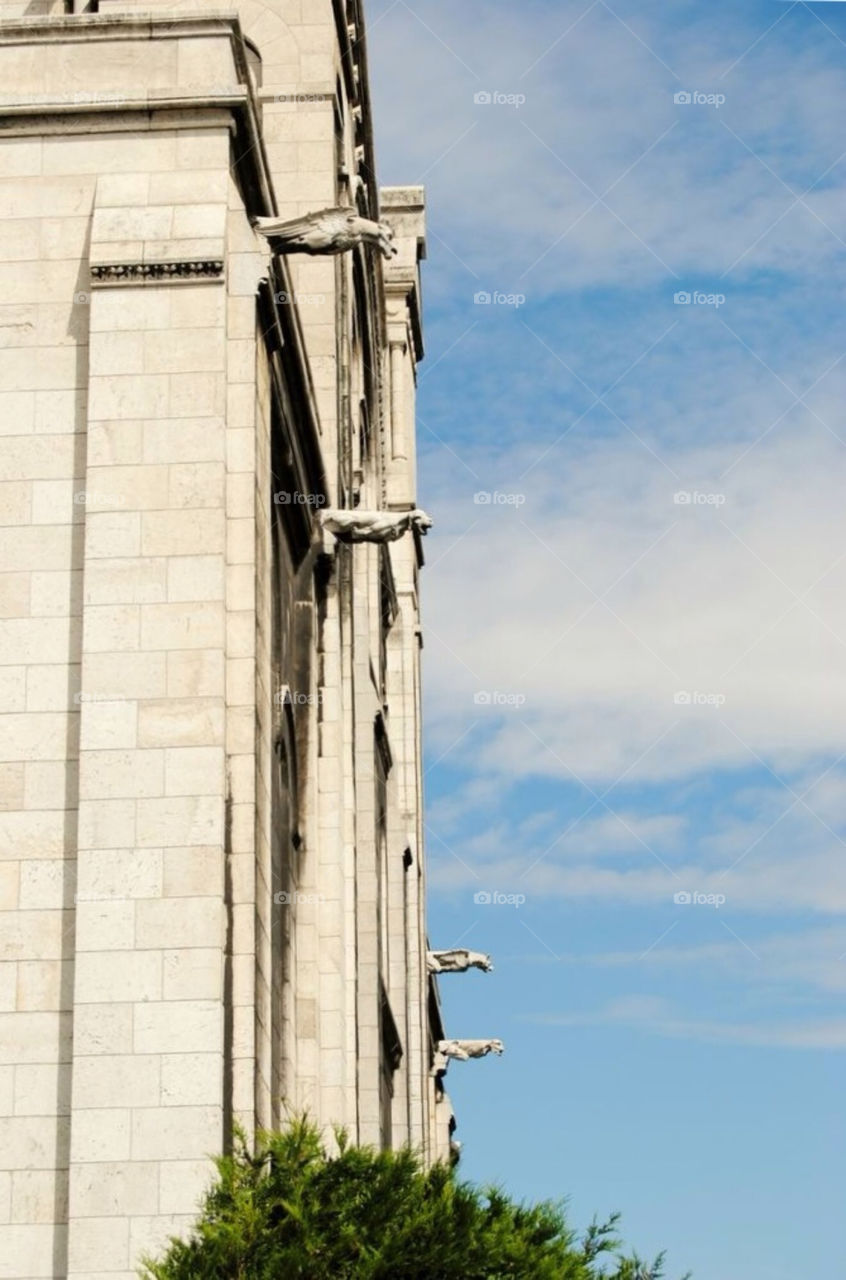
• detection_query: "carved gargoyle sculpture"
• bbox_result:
[427,949,493,975]
[437,1039,505,1061]
[253,207,397,259]
[320,508,432,544]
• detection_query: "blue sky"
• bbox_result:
[368,3,846,1277]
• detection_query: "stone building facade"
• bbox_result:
[0,2,455,1274]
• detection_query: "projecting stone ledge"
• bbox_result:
[427,949,493,974]
[253,207,397,260]
[320,508,433,545]
[433,1039,505,1075]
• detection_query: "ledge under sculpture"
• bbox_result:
[320,508,433,544]
[436,1038,504,1061]
[427,949,493,974]
[253,207,397,259]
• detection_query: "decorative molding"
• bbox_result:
[90,260,224,285]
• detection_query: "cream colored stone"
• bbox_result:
[0,527,74,573]
[0,811,68,858]
[0,1010,70,1065]
[143,417,225,464]
[225,658,254,705]
[81,605,141,654]
[165,650,224,698]
[0,860,18,911]
[80,749,164,801]
[157,1159,213,1215]
[79,849,162,903]
[135,900,222,951]
[89,374,169,424]
[18,860,69,911]
[85,512,142,560]
[30,571,82,618]
[26,665,75,713]
[84,557,168,606]
[0,482,31,527]
[167,462,225,510]
[0,1116,62,1170]
[10,1169,68,1225]
[0,1224,56,1279]
[73,1004,133,1058]
[81,652,166,701]
[24,761,75,811]
[70,1161,159,1219]
[130,1104,221,1161]
[161,847,223,899]
[166,556,224,604]
[136,796,222,849]
[91,289,170,334]
[13,1063,70,1115]
[0,671,26,715]
[67,1215,129,1273]
[34,389,87,436]
[163,746,224,797]
[88,332,145,378]
[141,510,225,557]
[73,900,135,952]
[145,330,224,375]
[0,574,29,620]
[139,601,223,652]
[132,1004,221,1056]
[70,1110,132,1165]
[73,1055,160,1111]
[87,421,144,468]
[75,952,162,1005]
[161,950,222,1001]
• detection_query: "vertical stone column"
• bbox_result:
[223,179,269,1143]
[352,546,382,1146]
[67,146,231,1277]
[0,149,91,1280]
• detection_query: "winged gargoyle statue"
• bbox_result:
[253,207,397,259]
[427,949,493,974]
[320,508,432,544]
[436,1039,504,1061]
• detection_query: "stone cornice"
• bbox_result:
[0,13,244,42]
[91,260,224,285]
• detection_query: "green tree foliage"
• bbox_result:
[142,1118,689,1280]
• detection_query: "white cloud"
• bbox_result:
[371,0,846,293]
[421,423,846,787]
[527,997,846,1049]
